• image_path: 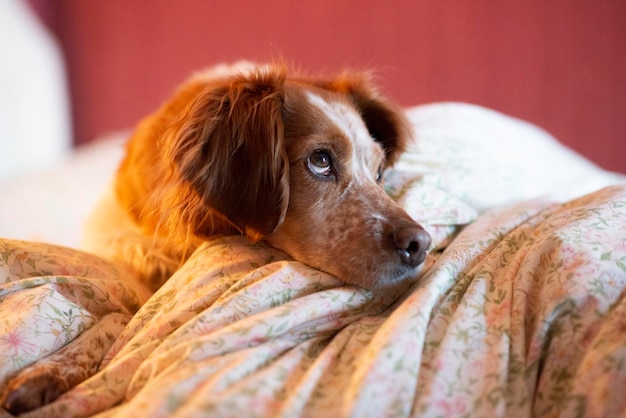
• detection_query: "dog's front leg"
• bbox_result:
[0,312,127,414]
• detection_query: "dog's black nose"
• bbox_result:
[393,227,432,267]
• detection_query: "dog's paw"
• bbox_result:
[0,364,69,414]
[0,313,127,414]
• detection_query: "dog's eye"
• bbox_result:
[308,150,334,178]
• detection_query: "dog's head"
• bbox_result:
[120,63,431,289]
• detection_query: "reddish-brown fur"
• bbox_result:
[100,62,431,291]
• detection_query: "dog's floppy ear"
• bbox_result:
[163,67,289,241]
[321,73,412,166]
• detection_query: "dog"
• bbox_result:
[1,62,431,413]
[84,62,431,292]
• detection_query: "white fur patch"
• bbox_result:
[305,91,382,183]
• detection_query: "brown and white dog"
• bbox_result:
[0,63,431,413]
[84,62,431,291]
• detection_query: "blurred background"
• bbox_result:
[2,0,625,180]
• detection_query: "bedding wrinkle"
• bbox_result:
[0,239,147,417]
[409,207,531,417]
[87,234,404,416]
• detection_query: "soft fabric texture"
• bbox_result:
[0,103,625,417]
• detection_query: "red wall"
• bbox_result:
[32,0,626,173]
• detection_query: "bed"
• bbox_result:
[1,102,625,417]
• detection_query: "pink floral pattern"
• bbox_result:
[0,240,149,386]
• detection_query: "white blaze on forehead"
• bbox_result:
[305,91,382,180]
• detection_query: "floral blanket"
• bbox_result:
[1,103,625,417]
[1,185,624,417]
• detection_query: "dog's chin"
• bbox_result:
[366,267,421,291]
[317,262,421,292]
[381,265,422,288]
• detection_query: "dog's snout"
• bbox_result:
[393,226,432,267]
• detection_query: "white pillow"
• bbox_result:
[398,102,624,211]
